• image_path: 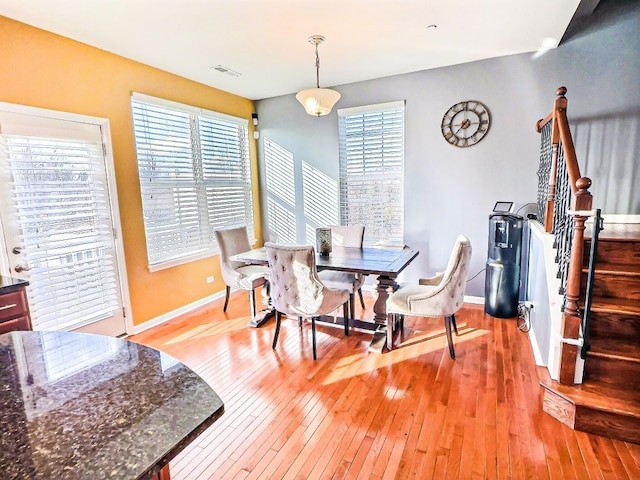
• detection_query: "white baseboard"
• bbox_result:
[464,295,484,305]
[527,321,545,366]
[129,290,227,336]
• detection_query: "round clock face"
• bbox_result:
[441,100,491,147]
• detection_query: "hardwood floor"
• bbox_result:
[130,289,640,479]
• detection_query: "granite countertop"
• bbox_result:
[0,276,29,294]
[0,330,224,479]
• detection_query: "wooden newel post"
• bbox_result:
[559,176,592,384]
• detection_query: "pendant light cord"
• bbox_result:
[315,41,321,88]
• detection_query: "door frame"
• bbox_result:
[0,101,134,334]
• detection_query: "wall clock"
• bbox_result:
[441,100,491,147]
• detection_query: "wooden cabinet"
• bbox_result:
[0,282,32,334]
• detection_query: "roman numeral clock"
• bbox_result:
[441,100,491,147]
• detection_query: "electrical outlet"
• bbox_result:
[206,276,214,284]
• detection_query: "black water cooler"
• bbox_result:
[485,213,523,318]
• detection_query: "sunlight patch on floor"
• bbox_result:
[321,327,490,385]
[162,316,252,345]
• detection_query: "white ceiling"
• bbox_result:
[0,0,582,100]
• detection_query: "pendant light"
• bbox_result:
[296,35,341,117]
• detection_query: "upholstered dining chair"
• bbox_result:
[214,226,269,318]
[385,234,472,359]
[265,242,350,360]
[317,225,366,320]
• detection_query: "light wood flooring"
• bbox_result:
[130,289,640,479]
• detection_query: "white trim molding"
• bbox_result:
[463,295,484,305]
[129,290,227,335]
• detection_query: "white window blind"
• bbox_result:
[338,101,405,246]
[0,130,121,332]
[131,94,254,269]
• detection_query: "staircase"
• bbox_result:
[540,223,640,444]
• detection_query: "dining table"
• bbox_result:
[0,330,224,480]
[231,245,419,353]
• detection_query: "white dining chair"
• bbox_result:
[265,243,350,360]
[317,225,366,321]
[385,234,472,358]
[214,226,269,318]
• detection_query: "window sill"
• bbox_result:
[148,250,217,273]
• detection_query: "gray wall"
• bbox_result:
[255,0,640,297]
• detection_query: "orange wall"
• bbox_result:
[0,16,263,327]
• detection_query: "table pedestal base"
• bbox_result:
[249,273,399,353]
[314,315,379,333]
[293,315,389,353]
[368,325,388,354]
[248,308,276,328]
[367,275,398,352]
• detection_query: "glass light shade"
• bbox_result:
[295,88,341,117]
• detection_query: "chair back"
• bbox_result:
[328,225,365,248]
[214,226,252,284]
[438,234,473,315]
[265,242,348,317]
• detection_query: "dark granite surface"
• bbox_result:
[0,276,29,295]
[0,330,224,479]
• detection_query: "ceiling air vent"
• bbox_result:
[211,65,242,77]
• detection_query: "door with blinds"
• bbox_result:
[0,104,127,336]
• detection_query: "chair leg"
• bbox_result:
[358,287,365,310]
[399,314,405,341]
[386,313,395,351]
[349,293,355,321]
[311,316,317,360]
[444,315,456,359]
[343,302,350,336]
[249,288,257,318]
[451,313,459,335]
[272,311,282,350]
[223,286,231,312]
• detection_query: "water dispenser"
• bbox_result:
[485,203,523,318]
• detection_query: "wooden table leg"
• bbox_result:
[368,275,395,353]
[373,275,394,324]
[153,464,170,480]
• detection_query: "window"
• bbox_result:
[131,93,254,270]
[338,101,405,246]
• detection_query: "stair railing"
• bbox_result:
[581,209,603,360]
[536,86,594,384]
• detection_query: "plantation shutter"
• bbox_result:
[0,120,121,332]
[131,93,254,270]
[199,116,254,237]
[338,101,405,246]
